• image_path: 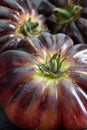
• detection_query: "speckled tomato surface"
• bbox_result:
[0,0,47,48]
[38,0,87,44]
[0,32,87,130]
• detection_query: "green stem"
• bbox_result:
[18,18,44,37]
[37,52,66,78]
[68,0,71,5]
[53,3,82,32]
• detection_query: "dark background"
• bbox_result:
[0,1,42,130]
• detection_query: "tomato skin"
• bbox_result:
[38,0,87,44]
[0,0,47,48]
[0,32,87,130]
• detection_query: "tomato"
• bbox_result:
[38,0,87,44]
[0,32,87,130]
[0,0,47,48]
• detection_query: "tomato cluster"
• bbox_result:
[0,0,87,130]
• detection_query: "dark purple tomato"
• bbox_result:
[0,0,47,48]
[38,0,87,44]
[0,32,87,130]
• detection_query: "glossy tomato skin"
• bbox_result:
[0,0,47,48]
[0,32,87,130]
[38,0,87,44]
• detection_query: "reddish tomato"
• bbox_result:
[0,0,47,47]
[0,32,87,130]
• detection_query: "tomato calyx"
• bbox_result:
[37,51,67,78]
[52,2,82,32]
[54,5,82,24]
[17,17,44,37]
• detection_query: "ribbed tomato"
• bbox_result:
[38,0,87,44]
[0,32,87,130]
[0,0,47,48]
